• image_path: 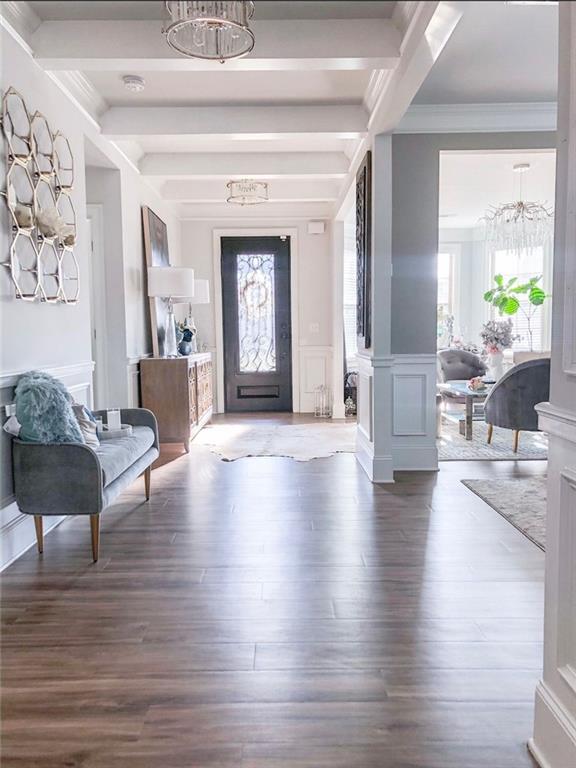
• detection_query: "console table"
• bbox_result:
[140,353,213,452]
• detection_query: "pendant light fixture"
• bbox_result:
[481,163,554,254]
[226,179,268,205]
[163,1,255,63]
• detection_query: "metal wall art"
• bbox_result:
[1,87,79,303]
[356,150,372,349]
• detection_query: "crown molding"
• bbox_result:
[1,1,40,40]
[46,71,108,129]
[396,102,558,133]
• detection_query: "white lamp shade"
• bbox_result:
[147,267,195,298]
[190,279,210,304]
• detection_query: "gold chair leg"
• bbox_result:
[90,515,100,562]
[34,516,43,554]
[487,424,493,445]
[144,466,151,501]
[513,430,520,453]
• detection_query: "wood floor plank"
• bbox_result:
[0,414,546,766]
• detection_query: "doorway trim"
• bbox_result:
[86,203,108,409]
[212,228,300,414]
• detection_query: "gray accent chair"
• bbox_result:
[12,408,159,562]
[484,358,550,452]
[437,349,487,383]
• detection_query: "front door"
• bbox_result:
[221,236,292,412]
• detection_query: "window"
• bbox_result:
[437,251,453,346]
[343,209,357,365]
[492,247,550,351]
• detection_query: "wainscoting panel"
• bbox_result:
[299,346,333,413]
[391,354,438,471]
[393,373,426,436]
[0,360,94,571]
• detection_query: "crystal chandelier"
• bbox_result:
[481,163,554,253]
[163,1,255,63]
[227,179,268,205]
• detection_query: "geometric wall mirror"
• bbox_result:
[1,86,79,304]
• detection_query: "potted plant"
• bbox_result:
[480,318,518,379]
[483,274,550,351]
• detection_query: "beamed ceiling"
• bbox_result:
[1,1,558,219]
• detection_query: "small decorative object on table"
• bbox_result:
[480,319,518,380]
[177,320,197,356]
[468,376,487,392]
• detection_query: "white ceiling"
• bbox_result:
[85,70,371,107]
[28,1,396,21]
[415,1,558,104]
[439,150,557,229]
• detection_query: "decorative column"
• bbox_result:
[355,133,394,482]
[529,4,576,766]
[331,219,346,419]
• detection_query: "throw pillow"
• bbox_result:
[72,404,100,448]
[15,371,85,444]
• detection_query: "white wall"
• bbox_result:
[440,226,489,345]
[0,28,181,568]
[178,218,333,412]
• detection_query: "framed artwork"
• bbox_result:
[142,206,171,357]
[356,150,372,349]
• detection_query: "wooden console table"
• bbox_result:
[140,353,213,452]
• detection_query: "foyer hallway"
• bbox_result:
[1,423,544,767]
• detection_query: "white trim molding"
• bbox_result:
[396,102,558,134]
[0,360,95,391]
[355,354,394,483]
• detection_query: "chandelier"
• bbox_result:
[163,1,255,63]
[481,163,554,253]
[227,179,268,205]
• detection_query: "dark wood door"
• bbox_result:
[221,236,292,412]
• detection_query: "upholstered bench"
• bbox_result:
[12,409,159,562]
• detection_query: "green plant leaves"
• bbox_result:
[529,286,547,305]
[501,296,520,315]
[482,273,548,316]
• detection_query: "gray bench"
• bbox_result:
[12,408,159,561]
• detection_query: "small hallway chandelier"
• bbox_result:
[481,163,554,254]
[163,1,255,63]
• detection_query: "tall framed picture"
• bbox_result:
[356,150,372,349]
[142,206,171,357]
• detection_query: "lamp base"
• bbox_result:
[164,307,178,358]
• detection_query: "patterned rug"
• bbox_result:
[438,418,548,461]
[462,477,547,550]
[193,422,356,461]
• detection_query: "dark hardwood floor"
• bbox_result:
[1,415,544,767]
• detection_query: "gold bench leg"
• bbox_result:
[90,515,100,562]
[34,516,43,554]
[144,466,151,501]
[487,424,494,444]
[513,430,520,453]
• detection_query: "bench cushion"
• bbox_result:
[95,426,155,487]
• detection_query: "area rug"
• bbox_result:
[462,477,547,550]
[438,418,548,461]
[193,422,357,461]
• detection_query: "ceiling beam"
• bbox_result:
[178,201,334,220]
[101,106,367,139]
[32,19,401,71]
[161,179,341,203]
[139,152,350,179]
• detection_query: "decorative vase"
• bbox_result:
[487,349,504,380]
[178,340,192,356]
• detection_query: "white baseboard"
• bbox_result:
[530,681,576,768]
[1,501,66,571]
[392,445,439,471]
[356,428,394,483]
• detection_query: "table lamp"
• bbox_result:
[147,266,195,357]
